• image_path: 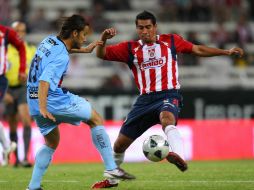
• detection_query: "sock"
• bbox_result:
[91,126,117,171]
[0,122,9,150]
[164,125,185,159]
[10,131,19,163]
[23,126,31,161]
[28,145,55,189]
[113,152,125,166]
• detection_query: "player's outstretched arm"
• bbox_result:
[38,81,56,122]
[192,45,244,57]
[96,28,117,59]
[70,40,104,54]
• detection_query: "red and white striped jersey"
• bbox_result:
[104,34,193,94]
[0,25,26,75]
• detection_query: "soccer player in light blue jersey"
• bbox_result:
[26,15,133,190]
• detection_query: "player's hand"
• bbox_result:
[18,73,27,83]
[101,28,117,41]
[40,108,56,122]
[71,40,104,53]
[228,47,244,58]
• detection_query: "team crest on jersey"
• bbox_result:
[141,56,166,70]
[148,48,156,59]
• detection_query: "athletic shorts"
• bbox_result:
[33,93,92,136]
[120,89,183,140]
[5,85,27,115]
[0,75,8,102]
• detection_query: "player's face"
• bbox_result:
[72,25,90,49]
[14,23,26,40]
[136,19,157,43]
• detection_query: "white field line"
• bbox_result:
[0,180,79,183]
[138,180,254,183]
[0,180,254,183]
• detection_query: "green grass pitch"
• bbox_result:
[1,160,254,190]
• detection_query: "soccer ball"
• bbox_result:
[142,135,169,162]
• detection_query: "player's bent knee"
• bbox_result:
[87,109,104,128]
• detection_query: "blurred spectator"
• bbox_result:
[105,0,132,11]
[102,74,124,90]
[17,0,31,23]
[188,0,212,22]
[0,0,11,25]
[50,8,67,32]
[233,14,253,49]
[93,0,131,11]
[210,21,230,49]
[28,8,51,32]
[90,2,112,33]
[180,31,202,66]
[158,0,179,21]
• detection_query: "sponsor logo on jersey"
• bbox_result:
[28,87,38,99]
[140,56,166,70]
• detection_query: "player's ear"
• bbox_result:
[72,30,78,37]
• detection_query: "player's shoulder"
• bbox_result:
[41,35,67,55]
[159,33,183,40]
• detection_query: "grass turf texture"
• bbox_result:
[0,160,254,190]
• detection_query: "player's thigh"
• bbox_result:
[120,112,159,140]
[33,115,59,136]
[0,75,8,101]
[59,95,92,121]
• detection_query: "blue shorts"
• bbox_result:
[0,75,8,102]
[33,93,92,136]
[120,89,183,140]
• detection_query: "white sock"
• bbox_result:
[164,125,185,159]
[113,151,125,166]
[0,122,9,151]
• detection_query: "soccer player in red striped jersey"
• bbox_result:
[0,24,26,166]
[96,11,243,178]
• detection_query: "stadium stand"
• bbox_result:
[7,0,254,90]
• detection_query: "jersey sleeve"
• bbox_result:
[39,55,68,91]
[104,41,129,63]
[173,34,193,53]
[7,28,26,74]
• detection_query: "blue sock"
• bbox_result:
[28,145,55,189]
[91,126,117,170]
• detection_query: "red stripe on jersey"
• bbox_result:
[172,58,177,88]
[136,47,146,94]
[160,42,169,91]
[149,67,156,92]
[3,53,6,74]
[131,65,140,90]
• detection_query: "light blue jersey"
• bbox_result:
[27,35,91,135]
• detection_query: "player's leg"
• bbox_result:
[18,102,32,167]
[160,99,188,171]
[28,125,59,190]
[86,109,134,181]
[0,121,16,166]
[0,77,16,166]
[7,112,19,166]
[113,133,134,166]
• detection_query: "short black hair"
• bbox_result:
[59,14,89,39]
[135,11,156,25]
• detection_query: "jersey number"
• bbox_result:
[28,54,42,83]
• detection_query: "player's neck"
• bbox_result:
[61,38,72,52]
